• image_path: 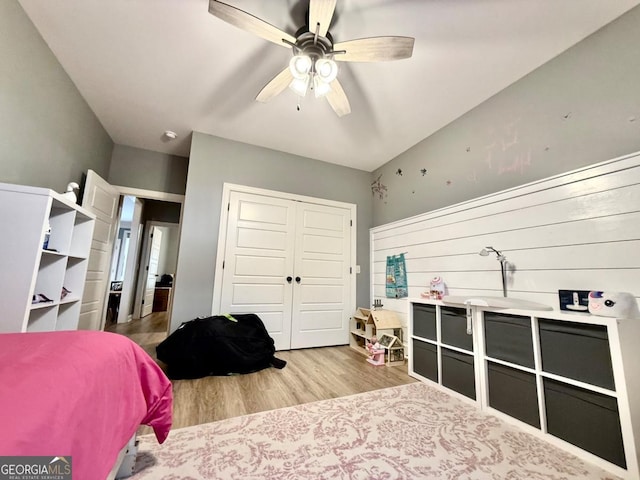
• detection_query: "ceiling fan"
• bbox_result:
[208,0,415,117]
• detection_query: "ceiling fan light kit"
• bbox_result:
[290,55,312,79]
[288,55,338,98]
[313,75,332,98]
[207,0,415,117]
[316,58,338,83]
[290,76,311,97]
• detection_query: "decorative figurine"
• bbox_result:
[62,182,80,204]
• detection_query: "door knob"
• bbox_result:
[286,276,293,283]
[295,276,301,283]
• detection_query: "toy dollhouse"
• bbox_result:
[350,307,405,366]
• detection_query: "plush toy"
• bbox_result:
[588,291,640,319]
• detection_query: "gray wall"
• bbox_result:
[171,131,372,332]
[372,5,640,226]
[109,145,188,195]
[0,0,112,191]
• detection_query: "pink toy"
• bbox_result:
[366,336,386,366]
[429,276,446,299]
[421,276,447,299]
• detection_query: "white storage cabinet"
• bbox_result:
[409,298,640,479]
[0,183,95,332]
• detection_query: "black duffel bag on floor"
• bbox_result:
[156,313,286,379]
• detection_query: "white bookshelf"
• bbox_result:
[0,183,96,333]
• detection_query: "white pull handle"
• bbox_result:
[465,301,473,335]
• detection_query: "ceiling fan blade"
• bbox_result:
[309,0,337,38]
[333,36,415,62]
[208,0,296,47]
[326,79,351,117]
[256,67,294,103]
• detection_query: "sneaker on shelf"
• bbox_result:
[61,287,71,300]
[32,293,53,304]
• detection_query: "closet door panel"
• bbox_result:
[220,192,296,350]
[291,203,351,349]
[235,256,286,276]
[236,228,288,250]
[298,310,345,331]
[302,258,342,276]
[230,284,286,304]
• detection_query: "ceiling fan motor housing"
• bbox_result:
[294,31,334,62]
[289,31,339,87]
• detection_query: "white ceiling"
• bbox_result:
[17,0,640,172]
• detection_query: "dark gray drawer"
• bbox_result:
[412,303,437,340]
[412,339,438,382]
[484,312,534,368]
[488,362,540,428]
[441,348,475,400]
[441,306,473,351]
[539,319,615,390]
[544,378,625,468]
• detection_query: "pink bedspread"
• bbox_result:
[0,330,172,480]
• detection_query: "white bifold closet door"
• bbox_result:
[219,190,352,351]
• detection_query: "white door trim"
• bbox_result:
[112,186,185,204]
[212,183,357,327]
[116,197,143,323]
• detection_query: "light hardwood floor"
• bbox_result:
[106,312,416,432]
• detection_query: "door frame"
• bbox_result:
[100,185,184,333]
[211,183,357,323]
[133,220,179,319]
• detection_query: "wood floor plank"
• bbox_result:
[106,313,417,434]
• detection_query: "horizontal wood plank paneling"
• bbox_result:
[374,270,640,294]
[375,154,640,238]
[373,186,639,251]
[383,242,640,273]
[371,151,640,338]
[374,167,640,241]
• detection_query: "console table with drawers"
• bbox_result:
[408,298,640,479]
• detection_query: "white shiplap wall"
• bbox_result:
[371,151,640,339]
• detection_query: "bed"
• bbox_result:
[0,330,173,479]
